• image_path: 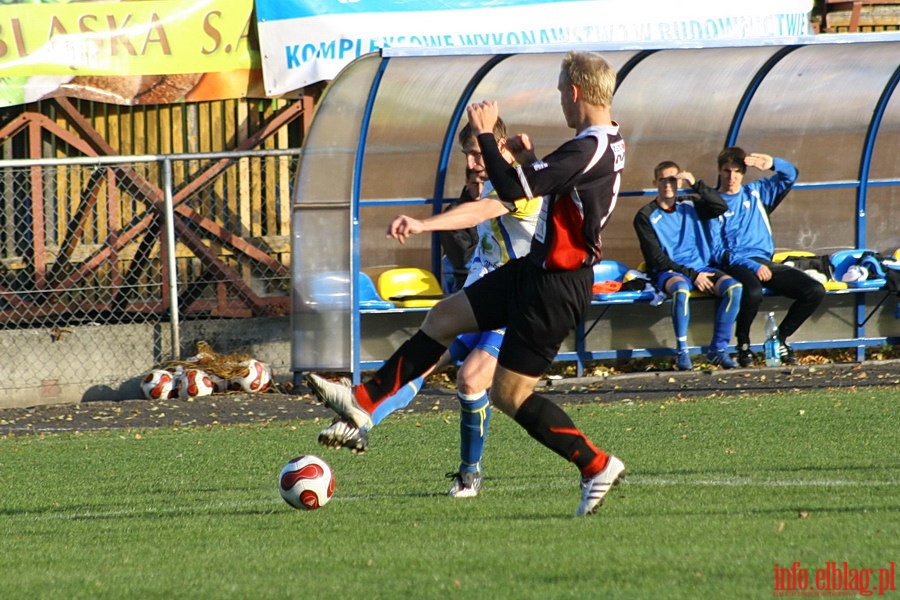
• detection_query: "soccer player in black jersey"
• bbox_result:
[307,51,625,516]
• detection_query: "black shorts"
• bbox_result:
[463,257,593,376]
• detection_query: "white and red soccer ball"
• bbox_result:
[178,368,217,398]
[140,369,177,400]
[279,455,335,510]
[229,359,272,393]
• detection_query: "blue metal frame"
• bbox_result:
[724,45,798,147]
[350,58,391,383]
[849,63,900,360]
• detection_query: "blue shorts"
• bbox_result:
[450,329,504,361]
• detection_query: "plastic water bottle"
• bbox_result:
[763,312,781,367]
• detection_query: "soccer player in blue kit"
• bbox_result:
[317,117,543,499]
[307,51,626,516]
[633,160,742,371]
[714,147,825,367]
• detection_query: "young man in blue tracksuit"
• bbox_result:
[715,147,825,367]
[634,160,742,370]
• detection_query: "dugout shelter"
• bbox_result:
[290,33,900,381]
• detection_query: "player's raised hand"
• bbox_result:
[466,101,499,135]
[506,132,537,164]
[745,153,774,171]
[677,170,696,187]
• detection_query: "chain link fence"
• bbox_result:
[0,149,298,404]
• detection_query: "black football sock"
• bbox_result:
[513,394,608,476]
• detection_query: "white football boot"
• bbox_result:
[446,470,483,498]
[305,373,373,430]
[576,455,625,516]
[317,418,369,454]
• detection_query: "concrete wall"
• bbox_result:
[0,317,292,409]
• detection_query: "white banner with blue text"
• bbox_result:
[255,0,813,96]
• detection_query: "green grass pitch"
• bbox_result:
[2,388,897,599]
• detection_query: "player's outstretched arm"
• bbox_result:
[386,199,509,244]
[386,215,426,244]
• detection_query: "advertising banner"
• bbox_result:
[0,0,262,107]
[255,0,813,96]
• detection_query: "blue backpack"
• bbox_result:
[856,251,887,280]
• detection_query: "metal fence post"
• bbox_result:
[162,157,181,359]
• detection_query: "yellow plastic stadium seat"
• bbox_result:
[773,250,814,263]
[377,267,444,308]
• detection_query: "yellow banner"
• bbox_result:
[0,0,257,76]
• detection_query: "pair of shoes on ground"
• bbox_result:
[736,341,797,367]
[444,460,628,513]
[444,459,627,513]
[679,349,741,370]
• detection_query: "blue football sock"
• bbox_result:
[458,390,491,473]
[711,281,742,351]
[369,375,424,428]
[670,280,691,352]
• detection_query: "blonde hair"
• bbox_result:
[561,51,616,107]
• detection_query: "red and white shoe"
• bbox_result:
[305,373,373,430]
[576,455,625,516]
